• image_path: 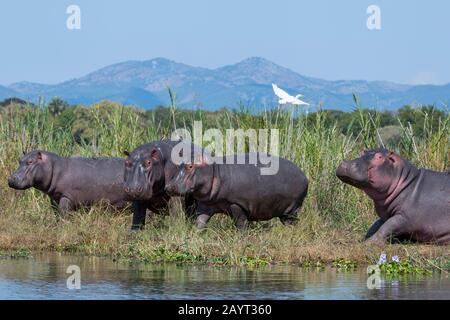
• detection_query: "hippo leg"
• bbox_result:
[50,198,58,212]
[365,219,384,240]
[365,215,408,245]
[230,204,248,230]
[279,211,298,226]
[131,201,147,231]
[183,195,197,221]
[195,213,212,229]
[57,197,74,219]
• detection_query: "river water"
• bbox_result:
[0,253,448,299]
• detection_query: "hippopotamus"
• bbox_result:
[123,139,204,230]
[336,148,450,244]
[8,150,129,216]
[165,153,309,229]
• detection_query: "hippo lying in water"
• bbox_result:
[165,153,309,229]
[123,139,202,230]
[8,150,129,217]
[336,148,450,244]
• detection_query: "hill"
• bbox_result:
[6,57,450,111]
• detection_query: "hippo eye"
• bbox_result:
[27,160,33,165]
[187,164,194,170]
[144,159,152,167]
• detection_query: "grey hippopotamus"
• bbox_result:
[123,139,202,230]
[165,153,309,229]
[8,150,129,216]
[336,148,450,244]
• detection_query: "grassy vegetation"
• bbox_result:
[0,98,448,273]
[0,248,32,259]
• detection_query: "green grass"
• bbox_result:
[0,248,32,259]
[0,100,448,272]
[332,258,358,271]
[379,260,432,275]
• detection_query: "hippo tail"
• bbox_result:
[279,179,308,224]
[297,181,308,210]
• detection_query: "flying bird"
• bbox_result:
[272,83,309,106]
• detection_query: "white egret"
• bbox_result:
[272,83,309,106]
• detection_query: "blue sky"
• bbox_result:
[0,0,449,85]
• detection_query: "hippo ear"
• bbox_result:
[193,153,211,166]
[123,150,130,157]
[193,153,202,166]
[36,151,45,161]
[151,148,160,161]
[388,151,398,164]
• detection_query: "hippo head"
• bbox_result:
[165,163,196,196]
[123,146,166,200]
[8,150,53,191]
[165,155,212,197]
[336,148,404,195]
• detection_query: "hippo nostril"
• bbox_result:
[124,187,130,193]
[336,162,349,177]
[137,187,143,193]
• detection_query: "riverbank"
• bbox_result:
[0,203,448,273]
[0,102,448,273]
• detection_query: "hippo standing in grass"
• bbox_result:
[8,150,129,217]
[336,148,450,245]
[165,153,309,229]
[123,139,203,230]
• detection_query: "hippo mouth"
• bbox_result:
[7,176,30,190]
[336,174,368,188]
[165,185,192,197]
[8,183,29,190]
[336,162,369,189]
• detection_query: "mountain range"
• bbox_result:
[2,57,449,111]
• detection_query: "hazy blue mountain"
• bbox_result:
[0,85,19,101]
[6,57,450,111]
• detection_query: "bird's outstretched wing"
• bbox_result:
[272,83,291,100]
[292,98,309,106]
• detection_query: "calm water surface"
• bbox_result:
[0,253,448,299]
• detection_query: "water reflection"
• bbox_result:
[0,253,448,299]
